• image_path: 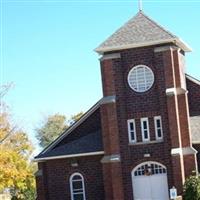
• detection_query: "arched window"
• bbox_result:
[70,173,86,200]
[132,161,167,177]
[131,162,169,200]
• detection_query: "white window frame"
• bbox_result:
[141,118,150,142]
[132,161,167,177]
[70,172,86,200]
[154,116,163,140]
[127,119,137,143]
[127,65,154,93]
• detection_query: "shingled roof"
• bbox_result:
[34,130,103,161]
[95,11,191,54]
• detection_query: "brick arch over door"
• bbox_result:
[131,161,169,200]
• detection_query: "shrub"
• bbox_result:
[183,175,200,200]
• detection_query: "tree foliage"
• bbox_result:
[0,150,35,198]
[36,112,83,148]
[183,175,200,200]
[36,114,67,148]
[69,112,83,125]
[0,84,36,199]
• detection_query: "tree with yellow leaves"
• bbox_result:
[0,84,36,200]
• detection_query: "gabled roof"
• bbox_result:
[95,11,191,54]
[34,131,104,161]
[37,100,101,156]
[35,96,115,160]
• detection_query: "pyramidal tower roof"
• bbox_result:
[95,11,191,54]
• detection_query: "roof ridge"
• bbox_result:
[139,11,176,38]
[96,12,139,49]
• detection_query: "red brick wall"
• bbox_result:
[109,47,175,199]
[36,162,49,200]
[36,46,200,200]
[36,156,105,200]
[99,46,197,198]
[100,56,125,200]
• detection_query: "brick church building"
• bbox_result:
[35,11,200,200]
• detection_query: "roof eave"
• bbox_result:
[175,38,192,52]
[34,151,105,162]
[95,38,192,54]
[186,74,200,86]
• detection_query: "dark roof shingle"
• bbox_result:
[35,130,103,159]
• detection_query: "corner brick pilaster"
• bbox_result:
[35,162,48,200]
[173,49,198,177]
[155,45,197,194]
[100,53,125,200]
[155,46,185,194]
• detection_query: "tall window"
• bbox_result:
[70,173,86,200]
[127,119,137,143]
[141,118,150,141]
[154,116,163,140]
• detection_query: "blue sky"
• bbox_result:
[1,0,200,154]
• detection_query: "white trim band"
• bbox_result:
[154,45,179,53]
[166,87,188,96]
[182,147,198,155]
[171,148,182,155]
[171,147,197,156]
[95,38,192,54]
[100,53,121,61]
[101,154,121,163]
[34,151,104,162]
[100,95,116,105]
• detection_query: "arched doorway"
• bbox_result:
[132,161,169,200]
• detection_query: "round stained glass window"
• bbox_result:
[128,65,154,92]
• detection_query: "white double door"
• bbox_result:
[132,173,169,200]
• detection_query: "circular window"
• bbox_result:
[128,65,154,92]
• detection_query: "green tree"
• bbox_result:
[36,112,83,148]
[36,114,67,148]
[69,112,83,125]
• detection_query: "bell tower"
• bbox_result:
[96,11,197,199]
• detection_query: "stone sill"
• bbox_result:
[129,140,164,146]
[170,196,182,200]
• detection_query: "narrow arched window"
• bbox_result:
[70,173,86,200]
